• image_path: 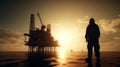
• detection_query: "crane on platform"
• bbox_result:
[37,12,44,26]
[37,12,49,32]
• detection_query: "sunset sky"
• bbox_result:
[0,0,120,51]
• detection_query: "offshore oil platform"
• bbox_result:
[24,13,59,54]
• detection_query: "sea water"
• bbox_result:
[0,51,120,67]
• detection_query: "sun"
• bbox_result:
[57,32,69,45]
[53,24,87,51]
[55,30,72,47]
[54,29,77,51]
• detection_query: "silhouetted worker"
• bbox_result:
[85,18,100,63]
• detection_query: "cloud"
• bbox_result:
[0,28,27,51]
[77,16,89,24]
[118,14,120,17]
[98,17,120,33]
[97,17,120,51]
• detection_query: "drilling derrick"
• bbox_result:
[30,14,35,31]
[24,13,59,54]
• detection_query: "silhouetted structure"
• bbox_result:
[26,52,58,67]
[24,13,59,54]
[85,18,100,63]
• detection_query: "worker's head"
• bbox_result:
[41,25,46,29]
[89,18,95,24]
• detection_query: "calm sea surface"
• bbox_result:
[0,51,120,67]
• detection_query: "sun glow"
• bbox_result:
[54,27,85,51]
[56,32,70,45]
[53,20,87,51]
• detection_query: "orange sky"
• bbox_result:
[0,0,120,51]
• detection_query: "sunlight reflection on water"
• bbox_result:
[55,50,68,67]
[59,51,66,59]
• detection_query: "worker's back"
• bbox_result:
[85,18,100,42]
